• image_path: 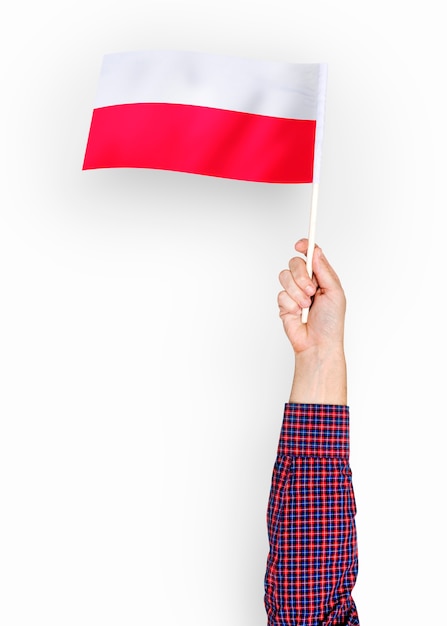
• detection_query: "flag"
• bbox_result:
[82,50,327,184]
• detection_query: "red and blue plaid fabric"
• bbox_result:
[264,404,359,625]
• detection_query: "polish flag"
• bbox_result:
[83,50,327,184]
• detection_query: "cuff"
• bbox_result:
[277,403,350,459]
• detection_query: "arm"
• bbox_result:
[264,240,359,625]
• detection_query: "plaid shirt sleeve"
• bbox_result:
[264,404,359,625]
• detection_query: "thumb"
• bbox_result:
[312,246,343,293]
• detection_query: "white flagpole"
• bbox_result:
[301,63,327,324]
[301,182,319,324]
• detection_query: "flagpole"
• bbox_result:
[301,182,319,324]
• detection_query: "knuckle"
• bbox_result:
[289,255,306,276]
[277,289,287,304]
[278,269,290,284]
[288,256,299,271]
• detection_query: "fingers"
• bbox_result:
[294,238,342,293]
[278,254,316,311]
[277,289,301,317]
[294,238,310,255]
[277,289,305,341]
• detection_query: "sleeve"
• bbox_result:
[264,404,360,625]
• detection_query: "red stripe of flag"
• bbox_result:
[83,103,316,183]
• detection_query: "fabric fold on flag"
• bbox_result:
[83,50,327,184]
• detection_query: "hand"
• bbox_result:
[278,239,346,356]
[278,239,347,404]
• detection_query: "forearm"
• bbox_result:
[264,404,359,625]
[289,345,347,405]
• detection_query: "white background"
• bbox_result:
[1,1,445,624]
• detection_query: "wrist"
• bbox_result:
[289,345,347,405]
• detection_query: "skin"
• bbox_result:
[278,238,347,405]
